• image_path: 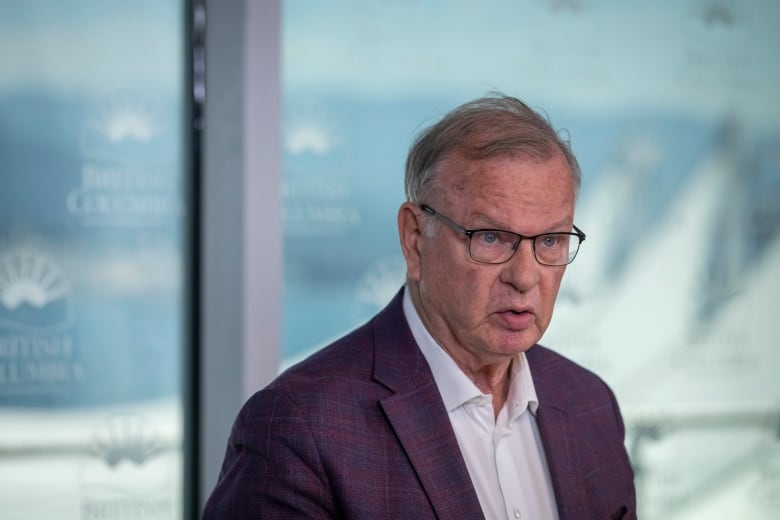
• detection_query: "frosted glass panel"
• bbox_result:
[0,2,188,518]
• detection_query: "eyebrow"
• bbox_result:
[467,213,573,234]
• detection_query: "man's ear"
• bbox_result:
[397,202,423,282]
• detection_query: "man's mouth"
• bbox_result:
[497,308,535,329]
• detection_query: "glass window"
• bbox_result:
[0,2,190,518]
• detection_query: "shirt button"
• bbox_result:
[513,508,522,519]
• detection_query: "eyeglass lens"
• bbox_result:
[469,230,578,265]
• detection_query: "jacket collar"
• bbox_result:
[371,288,581,519]
[526,346,582,518]
[373,288,485,519]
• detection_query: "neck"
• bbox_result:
[454,356,512,418]
[407,282,513,417]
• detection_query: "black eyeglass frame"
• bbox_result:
[419,204,586,266]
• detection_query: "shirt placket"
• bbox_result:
[494,401,528,520]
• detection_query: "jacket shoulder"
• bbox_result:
[527,344,613,393]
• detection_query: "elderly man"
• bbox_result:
[204,94,636,519]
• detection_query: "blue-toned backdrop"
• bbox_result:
[280,2,780,517]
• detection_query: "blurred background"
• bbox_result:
[1,0,778,518]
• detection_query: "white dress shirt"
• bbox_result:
[403,290,559,520]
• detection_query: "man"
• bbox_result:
[203,94,636,519]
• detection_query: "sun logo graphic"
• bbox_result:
[90,413,164,468]
[80,412,175,510]
[355,255,407,312]
[89,98,159,143]
[79,93,169,164]
[285,121,334,155]
[0,247,75,333]
[284,104,339,156]
[101,108,158,144]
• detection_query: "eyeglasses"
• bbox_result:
[420,204,586,266]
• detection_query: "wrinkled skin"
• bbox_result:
[398,150,576,404]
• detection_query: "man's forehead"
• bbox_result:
[434,152,572,191]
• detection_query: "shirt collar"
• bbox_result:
[402,288,539,416]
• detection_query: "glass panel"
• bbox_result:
[281,1,780,517]
[0,2,188,518]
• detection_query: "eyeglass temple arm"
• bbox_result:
[573,224,586,241]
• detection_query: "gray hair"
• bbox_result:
[404,93,581,203]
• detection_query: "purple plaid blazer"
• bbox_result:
[203,289,636,519]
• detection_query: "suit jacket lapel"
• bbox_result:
[373,290,484,520]
[528,347,583,519]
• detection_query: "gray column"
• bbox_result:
[200,0,281,508]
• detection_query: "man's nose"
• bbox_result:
[500,239,541,291]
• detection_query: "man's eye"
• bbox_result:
[477,231,500,245]
[539,234,565,248]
